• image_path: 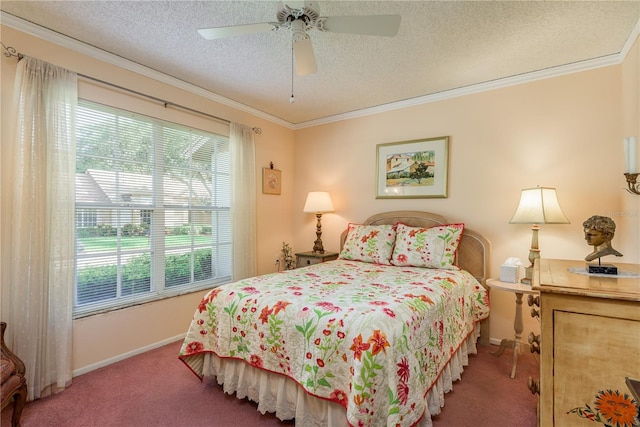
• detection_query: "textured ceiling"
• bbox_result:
[1,1,639,126]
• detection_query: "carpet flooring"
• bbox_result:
[2,340,539,426]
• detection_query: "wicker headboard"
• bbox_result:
[339,210,491,287]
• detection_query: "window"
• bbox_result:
[140,210,152,226]
[76,208,97,228]
[75,100,231,315]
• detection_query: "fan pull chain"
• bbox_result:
[290,43,295,104]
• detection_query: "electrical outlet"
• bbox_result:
[274,255,280,265]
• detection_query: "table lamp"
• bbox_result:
[303,191,334,253]
[510,186,569,284]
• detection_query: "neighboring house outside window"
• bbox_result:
[74,100,231,316]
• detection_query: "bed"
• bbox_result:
[179,210,491,426]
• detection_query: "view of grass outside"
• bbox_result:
[76,230,216,306]
[78,234,213,252]
[76,222,219,306]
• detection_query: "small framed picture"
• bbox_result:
[375,136,449,198]
[262,168,281,195]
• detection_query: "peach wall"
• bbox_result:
[292,62,638,344]
[70,292,204,374]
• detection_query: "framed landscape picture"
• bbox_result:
[375,136,449,198]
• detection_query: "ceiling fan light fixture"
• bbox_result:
[199,1,400,78]
[278,3,320,30]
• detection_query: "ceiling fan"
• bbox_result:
[198,1,401,76]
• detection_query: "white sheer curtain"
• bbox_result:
[229,123,257,280]
[5,57,77,400]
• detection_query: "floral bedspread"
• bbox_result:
[179,260,490,426]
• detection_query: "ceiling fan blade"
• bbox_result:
[198,22,276,40]
[293,37,317,75]
[320,15,401,36]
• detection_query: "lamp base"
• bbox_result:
[520,225,540,286]
[312,213,325,254]
[587,263,617,275]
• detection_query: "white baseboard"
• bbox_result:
[72,333,186,377]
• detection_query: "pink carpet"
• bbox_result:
[2,341,538,426]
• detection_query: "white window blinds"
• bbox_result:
[75,100,231,315]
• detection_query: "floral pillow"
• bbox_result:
[339,224,396,265]
[390,223,464,269]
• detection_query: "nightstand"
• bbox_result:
[486,278,539,379]
[295,251,339,268]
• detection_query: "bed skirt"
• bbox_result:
[200,325,481,427]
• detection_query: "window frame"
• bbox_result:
[73,98,232,318]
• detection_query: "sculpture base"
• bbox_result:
[587,263,618,275]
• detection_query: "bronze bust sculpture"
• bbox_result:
[583,215,623,262]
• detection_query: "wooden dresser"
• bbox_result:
[531,259,640,426]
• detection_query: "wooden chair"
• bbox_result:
[1,322,27,427]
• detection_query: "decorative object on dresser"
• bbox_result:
[623,136,639,195]
[303,191,334,253]
[509,186,569,285]
[375,136,449,199]
[532,258,640,427]
[294,250,339,268]
[486,278,539,379]
[582,215,623,274]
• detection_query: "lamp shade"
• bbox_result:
[303,192,334,213]
[509,187,569,224]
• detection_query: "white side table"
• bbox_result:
[486,278,539,379]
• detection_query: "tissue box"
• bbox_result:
[500,265,518,283]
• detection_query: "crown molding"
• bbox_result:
[294,50,626,130]
[620,17,640,60]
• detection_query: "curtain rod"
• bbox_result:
[1,41,262,135]
[1,41,23,60]
[79,74,262,134]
